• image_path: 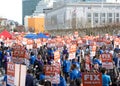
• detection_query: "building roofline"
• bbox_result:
[45,2,120,14]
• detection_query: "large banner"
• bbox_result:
[82,73,102,86]
[100,53,113,69]
[44,62,60,84]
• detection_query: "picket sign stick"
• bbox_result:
[18,64,21,86]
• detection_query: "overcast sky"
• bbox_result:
[0,0,22,24]
[0,0,119,25]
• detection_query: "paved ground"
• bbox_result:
[0,68,4,86]
[0,76,4,86]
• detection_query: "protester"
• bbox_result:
[0,48,3,67]
[25,69,34,86]
[34,54,44,80]
[101,67,112,86]
[0,32,120,86]
[69,64,81,86]
[29,52,36,65]
[63,55,71,83]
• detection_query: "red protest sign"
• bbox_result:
[7,62,15,86]
[69,44,76,53]
[100,53,113,69]
[44,63,60,84]
[82,73,102,86]
[12,43,26,58]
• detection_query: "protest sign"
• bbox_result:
[7,62,15,86]
[12,43,28,64]
[54,50,60,62]
[7,62,27,86]
[69,44,76,59]
[82,73,102,86]
[44,62,60,84]
[100,53,113,69]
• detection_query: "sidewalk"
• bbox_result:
[0,76,4,86]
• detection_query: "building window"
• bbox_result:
[94,13,98,17]
[116,18,119,22]
[116,13,119,17]
[94,18,98,24]
[108,13,112,17]
[101,18,105,23]
[87,13,91,17]
[87,18,91,23]
[108,18,112,23]
[87,13,91,23]
[101,13,105,17]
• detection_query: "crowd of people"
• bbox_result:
[0,33,120,86]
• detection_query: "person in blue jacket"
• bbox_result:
[29,52,36,65]
[63,55,71,82]
[99,47,104,54]
[69,64,81,86]
[72,58,80,71]
[93,55,102,66]
[101,68,112,86]
[52,73,66,86]
[39,72,46,85]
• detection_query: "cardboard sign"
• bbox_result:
[54,51,60,62]
[7,62,15,86]
[44,63,60,84]
[100,53,113,69]
[82,73,102,86]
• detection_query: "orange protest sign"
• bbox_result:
[7,62,15,86]
[27,39,34,45]
[82,73,102,86]
[69,44,77,60]
[69,44,77,53]
[54,51,60,61]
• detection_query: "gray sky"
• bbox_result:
[0,0,22,24]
